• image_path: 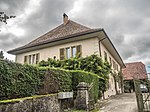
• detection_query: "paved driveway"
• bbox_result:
[99,93,138,112]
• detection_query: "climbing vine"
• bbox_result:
[39,54,112,96]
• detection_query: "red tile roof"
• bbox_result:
[122,62,147,80]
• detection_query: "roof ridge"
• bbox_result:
[69,20,91,29]
[25,19,93,46]
[8,19,103,54]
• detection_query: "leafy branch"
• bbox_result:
[0,12,16,24]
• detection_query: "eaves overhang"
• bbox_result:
[7,29,102,55]
[98,29,125,68]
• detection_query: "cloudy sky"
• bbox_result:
[0,0,150,65]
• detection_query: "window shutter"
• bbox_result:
[36,53,40,64]
[24,56,28,64]
[60,48,65,60]
[32,54,35,64]
[29,55,32,64]
[76,45,82,57]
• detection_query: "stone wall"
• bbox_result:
[0,94,60,112]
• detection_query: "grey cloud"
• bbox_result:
[18,0,75,44]
[0,0,150,65]
[0,0,29,14]
[0,0,74,50]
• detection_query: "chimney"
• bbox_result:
[63,13,68,25]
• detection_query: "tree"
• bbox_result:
[0,51,4,59]
[0,12,15,24]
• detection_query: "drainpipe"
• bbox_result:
[98,37,107,57]
[98,36,107,99]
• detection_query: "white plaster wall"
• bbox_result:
[16,37,99,64]
[100,42,122,98]
[16,37,122,99]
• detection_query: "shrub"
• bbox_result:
[71,70,99,101]
[39,55,111,94]
[39,67,72,92]
[0,60,73,100]
[0,56,105,102]
[0,59,40,100]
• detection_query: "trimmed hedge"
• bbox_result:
[0,60,73,100]
[39,67,72,92]
[0,59,99,101]
[39,68,99,101]
[71,70,99,101]
[39,55,111,93]
[0,59,40,100]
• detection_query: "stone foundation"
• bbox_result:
[0,94,60,112]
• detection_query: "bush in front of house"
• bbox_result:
[71,70,99,102]
[0,59,73,100]
[0,59,41,100]
[0,58,99,101]
[38,67,100,101]
[39,67,73,93]
[39,54,112,97]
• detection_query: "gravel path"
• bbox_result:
[99,93,138,112]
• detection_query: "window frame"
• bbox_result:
[66,47,71,59]
[60,45,82,60]
[104,51,107,61]
[24,53,40,64]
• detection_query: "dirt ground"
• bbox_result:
[99,93,138,112]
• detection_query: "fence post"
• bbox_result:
[134,79,144,112]
[74,82,89,110]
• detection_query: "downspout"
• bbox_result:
[98,37,107,57]
[98,37,107,99]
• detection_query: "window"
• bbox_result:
[36,53,39,64]
[71,46,76,58]
[112,60,115,69]
[24,53,40,64]
[29,55,32,64]
[104,51,107,61]
[116,64,118,71]
[109,57,112,66]
[60,48,65,60]
[60,45,82,60]
[32,54,35,64]
[24,56,28,63]
[112,60,118,70]
[66,47,71,59]
[76,45,82,57]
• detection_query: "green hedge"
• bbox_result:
[0,59,73,100]
[71,70,99,101]
[39,55,111,93]
[0,59,99,101]
[0,59,40,100]
[39,67,72,92]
